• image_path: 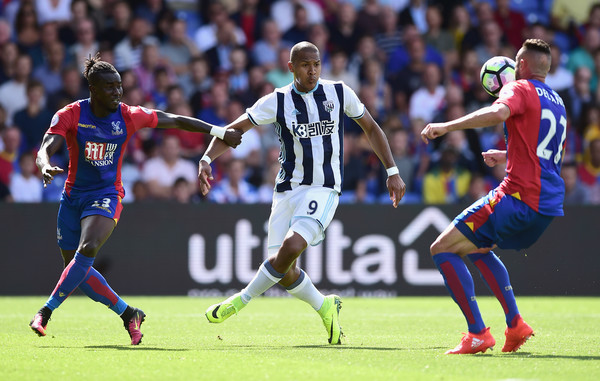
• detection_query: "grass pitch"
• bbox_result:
[1,296,599,380]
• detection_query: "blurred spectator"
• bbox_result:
[348,35,378,81]
[181,57,213,113]
[14,1,44,69]
[133,43,170,100]
[257,162,281,203]
[209,158,258,204]
[9,151,42,202]
[205,19,241,73]
[194,1,245,53]
[33,40,65,95]
[474,21,504,65]
[13,80,53,152]
[197,81,229,126]
[281,3,310,45]
[0,126,21,186]
[56,0,94,47]
[422,144,471,204]
[386,25,444,76]
[131,179,150,203]
[150,67,172,110]
[389,128,416,196]
[228,47,250,95]
[266,47,294,88]
[164,101,206,161]
[424,5,454,57]
[461,1,495,52]
[0,54,33,125]
[340,133,368,204]
[361,58,392,121]
[48,65,87,111]
[449,4,470,51]
[578,136,600,204]
[409,63,445,124]
[545,44,574,93]
[374,6,402,60]
[321,49,359,90]
[114,17,159,71]
[328,2,362,57]
[35,0,72,25]
[399,0,428,34]
[493,0,527,50]
[307,23,330,71]
[0,42,19,85]
[67,18,99,72]
[271,0,323,34]
[562,161,589,205]
[159,17,198,77]
[172,176,199,203]
[252,19,291,71]
[99,0,131,49]
[460,172,488,204]
[231,0,268,49]
[559,66,595,135]
[567,27,600,76]
[141,134,197,200]
[0,18,11,46]
[356,0,381,37]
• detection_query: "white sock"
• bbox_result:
[286,270,325,311]
[240,260,284,304]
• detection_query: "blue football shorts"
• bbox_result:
[453,189,554,250]
[56,191,123,250]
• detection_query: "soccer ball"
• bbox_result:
[480,56,516,97]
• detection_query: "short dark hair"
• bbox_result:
[523,39,551,56]
[83,53,118,85]
[290,41,319,63]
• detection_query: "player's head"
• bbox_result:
[289,41,321,93]
[515,39,551,80]
[84,53,122,112]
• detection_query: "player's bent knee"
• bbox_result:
[290,217,323,248]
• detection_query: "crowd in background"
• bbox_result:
[0,0,599,205]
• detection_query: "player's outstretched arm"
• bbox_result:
[421,103,511,144]
[482,149,507,167]
[354,109,406,207]
[36,133,65,188]
[154,110,242,148]
[198,115,254,196]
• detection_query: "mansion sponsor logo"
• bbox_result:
[84,141,117,166]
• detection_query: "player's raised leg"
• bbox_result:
[430,225,495,354]
[467,251,533,352]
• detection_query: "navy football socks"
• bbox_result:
[468,251,520,327]
[45,252,94,310]
[433,252,486,334]
[78,267,127,315]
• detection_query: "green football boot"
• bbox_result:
[318,295,344,344]
[205,292,246,323]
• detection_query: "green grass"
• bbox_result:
[1,296,599,380]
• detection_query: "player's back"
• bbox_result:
[495,79,567,216]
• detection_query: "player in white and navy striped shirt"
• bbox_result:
[199,42,406,345]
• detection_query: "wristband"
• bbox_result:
[201,155,212,165]
[386,166,399,177]
[210,126,226,140]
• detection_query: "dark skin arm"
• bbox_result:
[154,110,243,148]
[354,109,406,208]
[198,115,254,195]
[36,133,65,187]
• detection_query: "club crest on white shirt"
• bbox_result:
[322,99,334,112]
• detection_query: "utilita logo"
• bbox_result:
[187,208,446,288]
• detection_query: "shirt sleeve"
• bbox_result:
[46,105,75,137]
[342,82,365,119]
[122,104,158,133]
[246,92,277,125]
[494,80,527,117]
